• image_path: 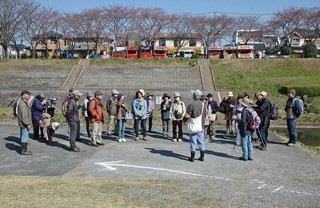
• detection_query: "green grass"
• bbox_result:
[211,59,320,125]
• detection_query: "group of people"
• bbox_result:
[16,87,303,162]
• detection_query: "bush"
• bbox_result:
[281,46,293,55]
[304,42,318,58]
[279,85,320,97]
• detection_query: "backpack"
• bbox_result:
[269,102,279,120]
[12,98,21,117]
[61,101,68,118]
[293,97,304,116]
[219,99,227,114]
[247,109,261,131]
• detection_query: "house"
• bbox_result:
[288,29,320,54]
[0,44,27,59]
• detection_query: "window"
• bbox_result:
[189,39,196,47]
[292,38,300,45]
[174,40,179,47]
[159,38,166,46]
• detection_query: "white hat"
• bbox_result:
[191,89,202,97]
[72,90,83,97]
[111,89,119,95]
[138,89,145,96]
[227,91,233,97]
[261,91,267,97]
[51,122,60,131]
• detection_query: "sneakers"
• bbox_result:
[91,143,99,147]
[70,147,80,152]
[118,138,127,143]
[287,142,295,147]
[143,136,148,141]
[118,138,123,143]
[134,137,140,141]
[173,138,177,142]
[178,138,182,142]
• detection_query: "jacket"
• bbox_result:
[146,98,155,118]
[116,99,129,120]
[285,97,302,120]
[184,99,207,129]
[224,97,236,121]
[31,99,45,122]
[238,108,252,137]
[106,96,118,116]
[88,98,104,123]
[170,101,186,121]
[255,97,271,118]
[161,100,172,120]
[18,99,32,128]
[133,98,147,119]
[67,98,80,122]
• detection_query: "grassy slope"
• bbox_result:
[211,58,320,126]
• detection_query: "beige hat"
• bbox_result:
[139,89,145,96]
[261,91,267,97]
[227,91,233,97]
[72,90,83,97]
[111,89,119,95]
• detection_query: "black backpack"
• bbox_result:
[269,102,279,120]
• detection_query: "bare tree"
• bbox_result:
[234,16,264,44]
[268,7,306,46]
[104,5,136,47]
[0,0,30,58]
[167,14,195,53]
[302,7,320,43]
[192,15,234,58]
[131,7,173,47]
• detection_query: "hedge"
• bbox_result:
[279,86,320,97]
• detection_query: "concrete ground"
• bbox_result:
[0,124,319,207]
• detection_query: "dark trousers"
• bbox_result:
[69,121,79,149]
[259,117,269,148]
[85,117,91,137]
[76,122,80,140]
[172,120,183,139]
[134,118,146,137]
[148,117,153,132]
[32,121,43,140]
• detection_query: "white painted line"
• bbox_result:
[95,161,233,181]
[272,186,284,193]
[258,184,267,190]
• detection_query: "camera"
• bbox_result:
[48,98,58,109]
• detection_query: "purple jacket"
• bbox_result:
[31,99,45,122]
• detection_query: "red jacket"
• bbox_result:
[88,98,104,123]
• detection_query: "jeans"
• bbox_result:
[172,120,183,139]
[118,119,127,138]
[134,118,146,137]
[189,130,205,152]
[259,116,269,148]
[69,121,79,149]
[242,134,253,160]
[20,127,30,143]
[287,119,297,144]
[162,119,170,134]
[92,122,103,144]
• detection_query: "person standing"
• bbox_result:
[67,90,83,152]
[285,89,303,146]
[106,89,119,135]
[170,92,186,142]
[116,94,129,143]
[223,91,236,136]
[233,93,244,146]
[237,99,254,161]
[88,91,105,147]
[17,90,33,155]
[207,93,220,140]
[133,90,148,141]
[31,94,46,141]
[183,89,207,162]
[146,92,155,133]
[161,93,172,138]
[83,91,94,138]
[254,91,271,151]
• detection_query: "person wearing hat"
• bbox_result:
[146,91,155,133]
[254,91,272,151]
[31,94,46,141]
[170,92,186,142]
[116,93,129,143]
[106,89,119,135]
[161,93,172,138]
[88,91,105,147]
[232,93,245,146]
[17,90,33,155]
[83,91,94,138]
[207,93,220,140]
[67,90,83,152]
[223,91,236,136]
[132,90,148,141]
[183,89,207,162]
[237,99,254,161]
[285,89,303,146]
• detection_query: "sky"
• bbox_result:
[37,0,319,18]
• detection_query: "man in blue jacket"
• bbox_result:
[31,94,46,141]
[285,89,303,146]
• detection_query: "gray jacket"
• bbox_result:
[67,98,80,122]
[184,99,207,129]
[18,99,32,128]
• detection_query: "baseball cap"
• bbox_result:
[72,90,83,97]
[21,90,31,96]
